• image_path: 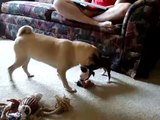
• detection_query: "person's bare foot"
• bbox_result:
[98,21,112,27]
[98,21,117,33]
[98,21,115,32]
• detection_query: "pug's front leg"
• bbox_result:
[57,69,77,93]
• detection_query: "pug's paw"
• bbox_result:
[66,88,77,93]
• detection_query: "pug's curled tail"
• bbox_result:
[17,25,33,37]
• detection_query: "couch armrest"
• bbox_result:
[121,0,160,38]
[0,0,35,13]
[119,0,160,78]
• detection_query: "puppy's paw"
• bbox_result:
[28,75,34,78]
[66,88,77,93]
[101,70,107,76]
[101,73,107,76]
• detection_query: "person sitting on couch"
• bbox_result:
[53,0,131,31]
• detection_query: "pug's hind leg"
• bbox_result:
[8,56,27,81]
[57,69,77,93]
[22,58,34,78]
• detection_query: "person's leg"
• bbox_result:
[53,0,112,28]
[93,3,131,23]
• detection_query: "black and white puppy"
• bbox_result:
[83,55,111,83]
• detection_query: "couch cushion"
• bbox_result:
[1,1,55,20]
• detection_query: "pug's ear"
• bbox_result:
[80,66,88,73]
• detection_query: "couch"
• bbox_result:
[0,0,160,79]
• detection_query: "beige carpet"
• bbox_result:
[0,40,160,120]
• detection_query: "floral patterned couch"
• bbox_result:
[0,0,160,79]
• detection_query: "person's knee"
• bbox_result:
[53,0,65,10]
[121,3,131,15]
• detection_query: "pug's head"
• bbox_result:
[86,54,111,71]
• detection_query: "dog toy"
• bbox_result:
[76,66,95,88]
[0,94,72,120]
[0,93,42,120]
[41,95,72,115]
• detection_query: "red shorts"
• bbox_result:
[92,0,116,7]
[86,0,116,10]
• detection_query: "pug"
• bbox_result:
[8,25,100,93]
